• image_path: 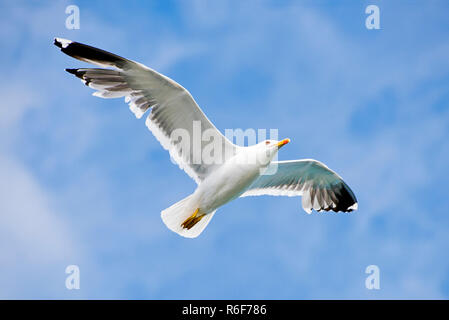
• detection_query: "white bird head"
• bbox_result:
[251,138,290,166]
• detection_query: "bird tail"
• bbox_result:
[161,195,216,238]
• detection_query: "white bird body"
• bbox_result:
[193,145,272,214]
[54,38,358,238]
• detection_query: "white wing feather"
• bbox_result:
[55,38,238,184]
[241,159,358,213]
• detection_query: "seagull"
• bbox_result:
[54,38,358,238]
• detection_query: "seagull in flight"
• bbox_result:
[54,38,358,238]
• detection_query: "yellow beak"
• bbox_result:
[277,138,290,148]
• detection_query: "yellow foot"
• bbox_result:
[181,208,205,230]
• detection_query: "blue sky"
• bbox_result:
[1,0,449,299]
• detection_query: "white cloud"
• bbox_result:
[0,81,86,297]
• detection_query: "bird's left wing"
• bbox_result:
[241,159,358,213]
[54,38,238,184]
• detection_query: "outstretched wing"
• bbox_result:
[241,159,358,213]
[54,38,238,184]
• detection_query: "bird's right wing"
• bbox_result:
[54,38,238,184]
[241,159,358,213]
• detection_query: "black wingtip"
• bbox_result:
[54,38,62,48]
[53,37,129,69]
[333,183,358,213]
[64,68,89,85]
[65,68,78,75]
[54,37,72,49]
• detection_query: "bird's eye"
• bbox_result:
[265,141,270,145]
